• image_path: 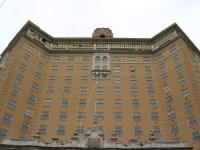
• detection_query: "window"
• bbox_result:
[114,126,123,136]
[192,131,200,142]
[175,65,183,73]
[115,112,122,121]
[26,43,33,52]
[113,66,120,73]
[144,66,152,72]
[156,54,164,61]
[47,87,54,94]
[76,126,84,135]
[143,57,150,63]
[21,121,30,132]
[113,87,122,95]
[169,47,177,53]
[0,128,7,140]
[80,87,88,95]
[153,126,161,136]
[96,87,104,95]
[102,65,108,70]
[131,87,138,96]
[149,99,157,108]
[96,99,104,108]
[172,55,179,63]
[61,99,68,108]
[64,87,70,94]
[81,66,89,72]
[40,111,49,120]
[188,115,198,127]
[129,77,137,84]
[171,123,178,134]
[179,77,186,85]
[182,89,190,97]
[38,62,44,69]
[165,96,173,105]
[79,99,86,108]
[129,66,136,72]
[11,87,20,96]
[48,76,56,82]
[80,76,88,83]
[38,125,47,134]
[43,98,52,107]
[16,75,24,83]
[168,110,176,119]
[161,73,168,81]
[3,114,12,125]
[51,65,58,71]
[67,56,75,62]
[134,126,142,136]
[23,53,31,61]
[31,83,39,92]
[25,108,33,117]
[95,112,104,121]
[132,99,140,108]
[158,63,165,70]
[57,126,65,134]
[7,100,16,110]
[34,72,41,80]
[19,63,27,72]
[59,112,67,120]
[132,112,141,121]
[77,112,86,120]
[114,99,122,108]
[66,66,73,72]
[151,112,159,121]
[148,87,156,96]
[163,84,170,93]
[146,77,153,83]
[113,76,121,84]
[184,102,193,111]
[28,95,37,103]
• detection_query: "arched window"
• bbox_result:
[95,56,101,64]
[102,56,108,62]
[95,65,100,70]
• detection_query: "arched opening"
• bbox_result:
[100,34,105,38]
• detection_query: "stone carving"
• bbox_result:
[92,28,113,38]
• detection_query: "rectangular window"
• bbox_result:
[182,89,190,97]
[131,87,138,96]
[64,76,72,83]
[80,87,88,95]
[188,115,198,127]
[48,76,56,82]
[129,66,136,72]
[96,99,104,108]
[169,47,177,53]
[163,84,170,93]
[171,123,178,134]
[184,102,193,111]
[113,76,121,84]
[57,126,65,134]
[95,112,104,121]
[179,77,186,85]
[59,112,67,120]
[153,126,161,136]
[19,63,27,72]
[158,63,165,70]
[165,96,173,105]
[161,73,168,81]
[156,54,164,61]
[43,98,52,107]
[115,112,122,121]
[168,110,176,119]
[148,87,156,96]
[61,99,68,108]
[144,66,152,72]
[192,131,200,142]
[146,77,153,83]
[15,75,24,83]
[31,83,39,92]
[11,87,20,96]
[3,114,12,125]
[143,57,150,63]
[132,112,141,121]
[151,112,159,121]
[80,76,88,83]
[66,66,73,72]
[25,108,33,117]
[175,65,183,73]
[23,53,31,61]
[26,43,33,52]
[38,125,47,134]
[114,126,123,136]
[114,100,122,108]
[51,65,58,71]
[171,55,179,63]
[21,121,30,132]
[47,87,54,94]
[113,87,122,95]
[34,72,41,80]
[96,87,104,95]
[7,100,16,110]
[64,87,71,94]
[132,99,140,108]
[41,111,49,120]
[79,99,86,108]
[77,112,86,120]
[149,100,157,108]
[0,128,7,140]
[38,62,44,69]
[129,76,137,84]
[76,126,84,135]
[28,95,37,103]
[113,66,120,73]
[81,66,89,72]
[134,126,142,136]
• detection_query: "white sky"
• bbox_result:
[0,0,200,54]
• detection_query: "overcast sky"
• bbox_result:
[0,0,200,54]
